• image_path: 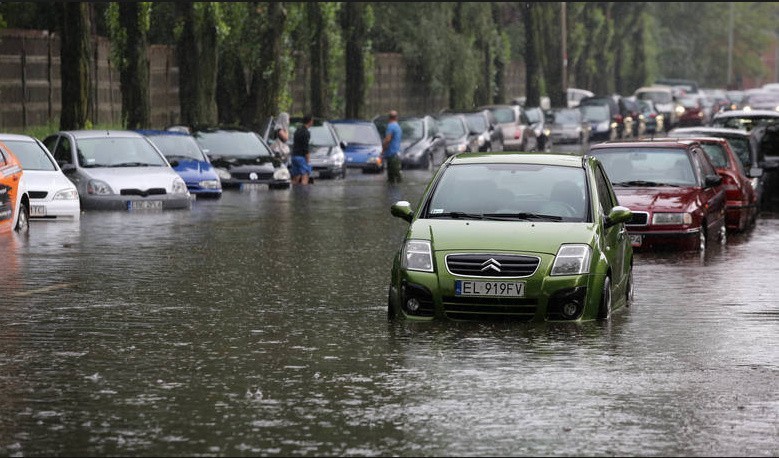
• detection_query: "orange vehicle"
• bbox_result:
[0,140,30,233]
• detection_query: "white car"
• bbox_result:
[0,133,80,221]
[42,130,191,211]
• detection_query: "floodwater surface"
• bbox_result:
[0,169,777,456]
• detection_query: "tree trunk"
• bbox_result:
[245,2,286,131]
[523,2,541,107]
[118,2,150,129]
[308,3,326,118]
[58,2,91,130]
[176,2,218,127]
[343,2,368,119]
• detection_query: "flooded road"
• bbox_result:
[0,168,777,456]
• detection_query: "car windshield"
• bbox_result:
[489,107,516,124]
[331,123,381,145]
[399,118,424,142]
[4,140,57,171]
[193,130,272,158]
[77,136,168,167]
[425,162,589,222]
[699,143,730,168]
[145,134,207,162]
[437,117,467,138]
[581,105,610,122]
[591,147,697,187]
[711,115,779,132]
[678,96,699,108]
[636,91,673,104]
[525,109,541,124]
[289,125,338,147]
[553,109,581,124]
[464,114,488,132]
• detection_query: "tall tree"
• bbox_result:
[244,2,287,130]
[535,3,564,107]
[107,2,151,129]
[57,2,91,130]
[175,2,218,127]
[308,3,328,118]
[523,2,541,108]
[342,2,372,119]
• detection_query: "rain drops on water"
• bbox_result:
[245,387,263,400]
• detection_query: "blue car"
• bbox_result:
[330,119,384,173]
[137,129,222,198]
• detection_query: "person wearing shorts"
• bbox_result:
[291,114,314,185]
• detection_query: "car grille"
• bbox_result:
[120,188,167,196]
[446,254,540,277]
[231,171,273,181]
[29,191,48,199]
[442,296,537,321]
[627,211,649,226]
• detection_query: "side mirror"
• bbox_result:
[340,141,348,149]
[749,166,764,178]
[705,174,722,187]
[60,163,76,174]
[390,200,414,223]
[604,205,632,229]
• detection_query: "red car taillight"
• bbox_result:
[719,172,742,201]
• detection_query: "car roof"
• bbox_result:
[0,133,37,142]
[713,109,779,118]
[669,126,750,137]
[58,130,146,139]
[449,152,585,168]
[329,119,374,125]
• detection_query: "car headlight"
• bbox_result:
[597,121,609,131]
[198,179,221,190]
[675,105,685,115]
[368,156,382,164]
[652,212,692,225]
[551,244,591,276]
[53,188,79,200]
[172,177,188,194]
[750,177,760,190]
[273,167,291,181]
[87,179,113,195]
[215,168,231,180]
[401,240,434,272]
[446,143,466,154]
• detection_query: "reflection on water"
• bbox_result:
[0,169,777,456]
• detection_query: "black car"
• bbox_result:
[580,95,634,139]
[191,126,291,190]
[435,114,477,157]
[374,114,446,170]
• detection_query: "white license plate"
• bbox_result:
[629,234,643,247]
[455,280,526,297]
[241,182,265,190]
[127,200,162,210]
[30,205,46,216]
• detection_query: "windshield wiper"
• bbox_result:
[428,211,484,220]
[482,212,563,221]
[111,162,161,167]
[613,180,662,187]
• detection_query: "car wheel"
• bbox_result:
[14,200,29,233]
[719,224,727,245]
[597,276,612,320]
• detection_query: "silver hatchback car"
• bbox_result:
[43,130,191,211]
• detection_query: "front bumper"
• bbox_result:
[29,199,81,221]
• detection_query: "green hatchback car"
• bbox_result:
[388,152,634,322]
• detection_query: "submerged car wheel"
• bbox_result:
[597,276,612,320]
[719,224,727,245]
[625,266,634,307]
[698,222,707,252]
[14,200,29,233]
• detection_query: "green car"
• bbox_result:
[388,152,634,322]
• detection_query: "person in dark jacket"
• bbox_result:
[291,114,313,185]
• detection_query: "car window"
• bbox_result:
[76,136,169,167]
[331,123,381,145]
[525,109,541,124]
[636,90,673,104]
[425,162,588,222]
[145,134,207,162]
[399,118,424,142]
[699,143,729,168]
[464,114,488,133]
[3,140,57,171]
[437,117,467,138]
[193,130,273,158]
[593,163,616,214]
[694,148,717,179]
[554,109,581,124]
[722,137,751,168]
[581,105,610,122]
[489,107,516,124]
[0,147,6,165]
[49,136,74,166]
[591,147,697,186]
[427,118,439,138]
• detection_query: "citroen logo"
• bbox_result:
[480,258,502,273]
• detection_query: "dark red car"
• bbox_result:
[679,136,757,232]
[676,95,706,127]
[589,139,727,251]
